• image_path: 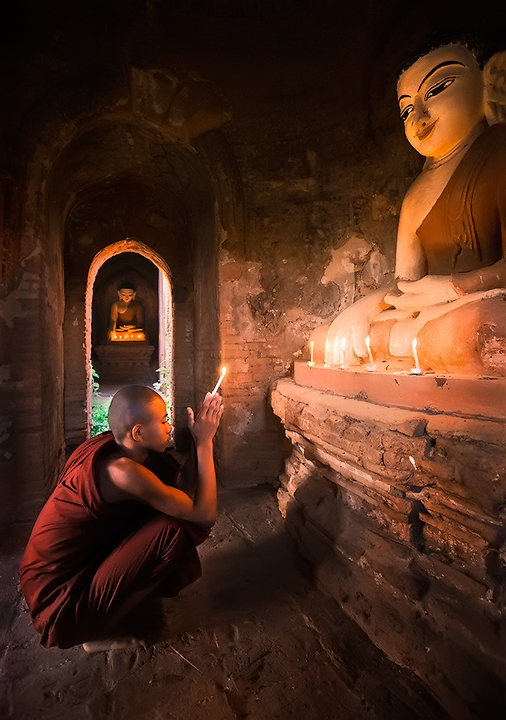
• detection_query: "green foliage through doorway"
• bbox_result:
[90,367,111,436]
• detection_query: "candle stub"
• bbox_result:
[410,338,423,374]
[307,340,316,366]
[364,335,376,370]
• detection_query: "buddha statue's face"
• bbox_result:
[397,43,484,159]
[118,288,136,304]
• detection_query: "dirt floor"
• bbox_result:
[1,484,449,720]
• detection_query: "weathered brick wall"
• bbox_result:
[271,378,506,719]
[216,256,288,485]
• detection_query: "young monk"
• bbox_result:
[19,385,223,651]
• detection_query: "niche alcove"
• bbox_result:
[91,251,160,385]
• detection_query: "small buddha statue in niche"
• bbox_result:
[108,283,146,342]
[322,42,506,375]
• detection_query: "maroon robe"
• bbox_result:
[19,432,209,648]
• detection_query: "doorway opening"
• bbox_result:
[85,239,173,434]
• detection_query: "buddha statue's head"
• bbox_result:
[397,43,484,160]
[117,286,136,304]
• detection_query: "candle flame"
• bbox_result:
[412,338,417,350]
[365,335,371,348]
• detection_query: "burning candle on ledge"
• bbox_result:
[211,366,227,395]
[365,335,376,372]
[324,341,330,367]
[307,340,316,367]
[410,338,424,375]
[339,336,348,370]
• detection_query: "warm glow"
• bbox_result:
[307,340,315,367]
[365,335,374,366]
[110,329,145,342]
[411,337,421,372]
[211,366,227,395]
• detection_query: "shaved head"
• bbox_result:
[108,385,162,441]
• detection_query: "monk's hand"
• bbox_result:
[384,276,460,309]
[187,393,224,446]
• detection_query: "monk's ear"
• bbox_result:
[131,424,143,442]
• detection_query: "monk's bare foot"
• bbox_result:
[83,636,146,653]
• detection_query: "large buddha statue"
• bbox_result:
[108,283,146,342]
[321,42,506,375]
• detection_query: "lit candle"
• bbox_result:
[365,335,376,372]
[340,336,347,368]
[307,340,315,366]
[211,366,227,395]
[365,335,374,365]
[410,338,423,375]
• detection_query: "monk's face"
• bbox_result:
[397,44,484,159]
[140,395,172,452]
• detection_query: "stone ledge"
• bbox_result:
[294,362,506,422]
[273,376,506,446]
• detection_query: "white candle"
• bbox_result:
[310,341,314,364]
[340,336,346,366]
[211,366,227,395]
[365,335,374,365]
[412,338,420,370]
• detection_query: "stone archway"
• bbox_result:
[84,239,174,432]
[2,61,242,518]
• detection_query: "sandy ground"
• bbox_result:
[1,485,449,720]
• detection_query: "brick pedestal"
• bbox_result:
[94,343,155,384]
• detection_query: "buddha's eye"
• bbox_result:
[400,105,413,122]
[424,77,455,101]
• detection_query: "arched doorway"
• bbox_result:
[85,239,174,430]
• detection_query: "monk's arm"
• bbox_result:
[180,393,223,524]
[175,442,197,494]
[107,394,222,527]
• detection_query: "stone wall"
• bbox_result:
[271,377,506,720]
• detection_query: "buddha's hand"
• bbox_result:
[326,288,389,363]
[384,276,461,310]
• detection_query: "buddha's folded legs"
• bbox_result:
[371,296,506,375]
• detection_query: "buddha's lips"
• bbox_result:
[416,120,437,141]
